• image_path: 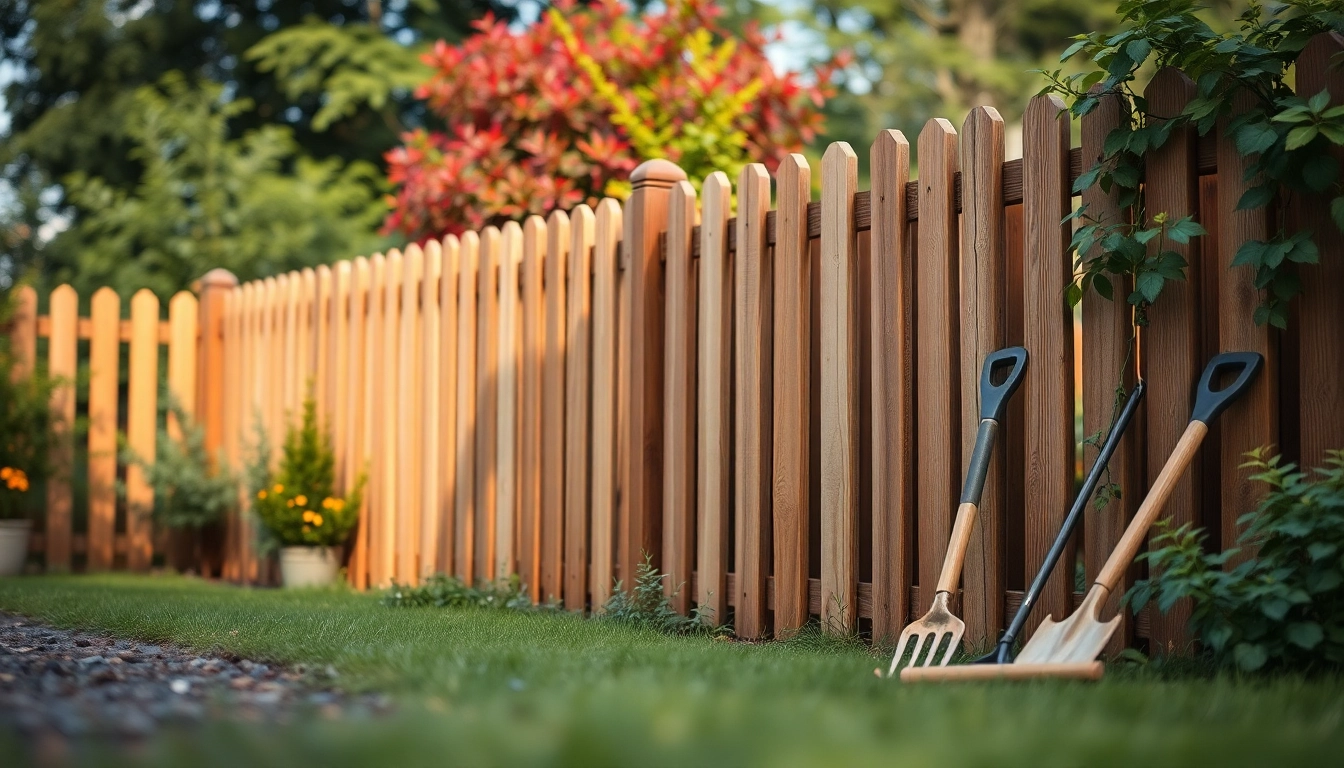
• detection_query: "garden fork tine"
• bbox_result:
[888,348,1028,675]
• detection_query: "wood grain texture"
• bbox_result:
[543,210,571,604]
[377,251,403,588]
[870,130,914,642]
[663,182,697,614]
[1294,33,1344,469]
[281,273,300,419]
[1216,90,1278,559]
[1080,89,1140,655]
[48,286,79,570]
[421,241,443,578]
[476,227,502,581]
[591,199,623,609]
[362,259,385,589]
[126,289,160,572]
[347,259,371,589]
[331,263,352,493]
[915,118,962,613]
[565,206,596,610]
[498,221,525,579]
[438,236,460,575]
[315,266,333,419]
[198,271,237,482]
[1021,94,1076,635]
[398,245,424,585]
[1141,68,1201,655]
[734,163,773,639]
[772,154,811,635]
[455,234,480,580]
[959,107,1006,646]
[696,173,733,625]
[518,217,544,591]
[168,291,199,436]
[623,160,687,586]
[87,288,120,571]
[820,143,859,634]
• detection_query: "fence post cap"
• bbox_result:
[631,159,687,190]
[198,269,239,291]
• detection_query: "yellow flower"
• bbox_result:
[321,498,333,510]
[313,514,323,527]
[295,495,307,507]
[257,490,268,500]
[331,499,345,511]
[273,484,284,493]
[302,510,314,523]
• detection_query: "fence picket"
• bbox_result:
[590,199,622,610]
[455,233,480,581]
[476,227,501,582]
[1142,68,1201,654]
[1021,94,1076,634]
[565,205,596,610]
[87,288,120,571]
[498,221,525,579]
[734,163,772,638]
[45,285,77,571]
[126,289,160,572]
[421,241,443,578]
[316,266,333,421]
[1081,89,1141,654]
[519,216,545,593]
[663,181,697,615]
[870,130,913,640]
[696,174,732,625]
[821,143,859,634]
[438,236,461,574]
[543,210,570,604]
[349,258,372,589]
[9,286,37,378]
[914,119,962,614]
[397,245,423,585]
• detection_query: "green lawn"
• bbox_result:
[2,575,1342,767]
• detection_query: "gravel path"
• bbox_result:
[0,612,391,742]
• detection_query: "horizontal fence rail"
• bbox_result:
[8,34,1343,657]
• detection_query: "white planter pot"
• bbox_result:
[279,546,340,588]
[0,520,32,576]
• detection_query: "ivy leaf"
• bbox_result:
[1136,271,1165,303]
[1262,597,1290,621]
[1285,126,1319,150]
[1236,183,1276,211]
[1073,165,1102,193]
[1166,217,1207,244]
[1307,541,1338,561]
[1309,88,1331,113]
[1331,197,1344,232]
[1066,282,1084,308]
[1104,128,1131,156]
[1232,240,1266,268]
[1126,38,1152,67]
[1286,622,1324,649]
[1094,273,1114,300]
[1060,37,1091,61]
[1235,121,1278,155]
[1111,164,1141,188]
[1287,237,1319,264]
[1234,642,1268,671]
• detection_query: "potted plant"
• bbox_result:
[123,397,238,574]
[0,294,57,576]
[252,395,363,588]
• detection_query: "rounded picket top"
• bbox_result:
[630,158,687,190]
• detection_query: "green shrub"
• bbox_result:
[602,555,726,637]
[1129,448,1344,672]
[122,397,237,529]
[381,574,534,611]
[252,395,364,548]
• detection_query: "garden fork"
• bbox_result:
[888,347,1028,674]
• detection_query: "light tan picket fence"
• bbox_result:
[11,33,1344,655]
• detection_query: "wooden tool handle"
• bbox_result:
[900,661,1104,683]
[935,502,978,594]
[1094,421,1208,592]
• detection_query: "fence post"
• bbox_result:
[621,158,687,587]
[196,269,237,578]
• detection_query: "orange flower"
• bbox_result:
[0,467,12,480]
[257,489,268,500]
[312,514,323,527]
[295,495,308,507]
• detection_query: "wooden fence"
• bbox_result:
[10,34,1344,654]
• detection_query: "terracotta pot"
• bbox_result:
[278,546,340,588]
[0,519,32,576]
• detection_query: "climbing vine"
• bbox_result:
[1041,0,1344,329]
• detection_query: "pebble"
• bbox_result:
[0,612,392,746]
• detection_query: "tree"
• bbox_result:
[383,0,841,240]
[0,0,514,291]
[56,73,385,299]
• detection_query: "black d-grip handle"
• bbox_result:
[1191,352,1263,425]
[979,347,1029,422]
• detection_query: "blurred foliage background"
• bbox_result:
[1,0,1247,301]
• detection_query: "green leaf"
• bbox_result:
[1235,122,1278,155]
[1287,237,1319,264]
[1060,38,1091,61]
[1125,38,1152,67]
[1166,217,1207,244]
[1309,89,1331,113]
[1111,164,1141,189]
[1331,197,1344,232]
[1232,240,1266,268]
[1094,273,1113,300]
[1103,128,1131,157]
[1234,642,1268,671]
[1285,126,1319,150]
[1066,282,1084,308]
[1236,184,1275,211]
[1286,622,1324,649]
[1307,542,1338,561]
[1262,597,1290,621]
[1136,271,1165,303]
[1301,155,1339,192]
